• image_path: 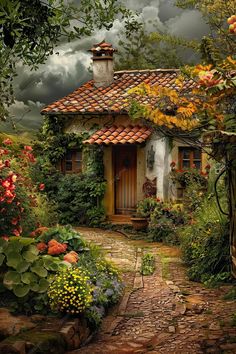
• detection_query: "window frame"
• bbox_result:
[61,149,83,174]
[178,147,202,170]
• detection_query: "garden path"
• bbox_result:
[68,228,236,354]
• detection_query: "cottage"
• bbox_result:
[41,41,208,220]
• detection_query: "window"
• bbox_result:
[62,150,82,173]
[178,147,202,170]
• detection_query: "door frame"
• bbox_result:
[113,144,137,215]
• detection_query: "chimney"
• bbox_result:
[89,40,117,88]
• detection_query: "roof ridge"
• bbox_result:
[114,69,180,74]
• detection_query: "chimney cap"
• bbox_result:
[89,40,117,54]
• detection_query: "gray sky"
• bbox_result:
[6,0,210,132]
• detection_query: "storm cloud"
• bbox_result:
[10,0,210,131]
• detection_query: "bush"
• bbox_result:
[48,268,93,314]
[179,196,230,282]
[148,202,187,244]
[0,236,68,313]
[55,174,106,226]
[141,253,155,275]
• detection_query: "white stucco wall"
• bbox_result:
[145,134,172,200]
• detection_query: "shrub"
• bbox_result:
[0,139,53,237]
[136,197,160,218]
[141,253,155,275]
[148,202,187,244]
[179,196,230,282]
[55,174,106,226]
[48,268,93,314]
[36,225,86,252]
[0,236,68,313]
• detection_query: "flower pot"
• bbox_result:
[130,217,148,231]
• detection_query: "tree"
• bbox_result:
[116,24,198,71]
[0,0,140,122]
[175,0,236,64]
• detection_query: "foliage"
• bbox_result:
[81,257,123,328]
[36,225,86,252]
[179,195,230,282]
[170,164,209,188]
[175,0,236,64]
[223,287,236,301]
[0,226,123,321]
[202,272,232,288]
[116,25,194,70]
[55,174,106,226]
[0,0,140,121]
[129,56,236,136]
[140,253,155,275]
[0,138,49,238]
[136,197,160,218]
[48,268,93,314]
[0,236,68,313]
[148,201,187,244]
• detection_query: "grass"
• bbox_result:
[158,253,171,279]
[121,311,144,318]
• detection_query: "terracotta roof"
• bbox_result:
[41,69,195,115]
[83,125,152,145]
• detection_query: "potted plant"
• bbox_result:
[130,197,160,231]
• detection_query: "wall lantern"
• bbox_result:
[147,145,155,170]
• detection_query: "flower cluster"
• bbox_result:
[64,251,79,263]
[48,268,93,314]
[36,238,68,255]
[170,162,210,187]
[0,139,44,238]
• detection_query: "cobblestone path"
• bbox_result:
[68,228,236,354]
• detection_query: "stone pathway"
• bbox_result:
[68,228,236,354]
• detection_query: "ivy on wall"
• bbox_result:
[33,115,106,226]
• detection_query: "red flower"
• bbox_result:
[37,242,48,252]
[2,180,11,188]
[4,160,10,168]
[170,161,176,167]
[1,236,9,241]
[205,164,211,170]
[3,138,13,145]
[39,183,45,191]
[12,229,20,236]
[24,145,33,151]
[11,218,18,225]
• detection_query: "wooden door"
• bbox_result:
[114,145,137,214]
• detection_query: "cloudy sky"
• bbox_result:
[5,0,210,132]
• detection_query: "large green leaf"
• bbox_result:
[30,265,48,278]
[27,245,39,256]
[6,251,22,269]
[43,258,59,271]
[13,284,30,297]
[22,251,38,263]
[0,238,7,253]
[30,283,39,292]
[18,238,36,246]
[38,278,50,293]
[4,242,23,255]
[16,260,30,273]
[3,271,21,289]
[0,254,5,266]
[21,272,38,285]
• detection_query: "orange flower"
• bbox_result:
[64,253,78,264]
[37,242,48,252]
[48,239,67,255]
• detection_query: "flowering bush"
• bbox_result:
[136,197,160,218]
[0,139,42,238]
[170,162,210,188]
[48,268,93,314]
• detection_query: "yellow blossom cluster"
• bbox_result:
[47,268,93,314]
[96,259,120,277]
